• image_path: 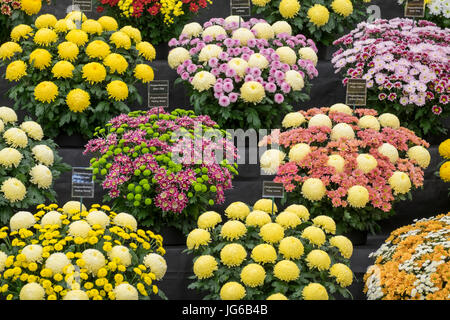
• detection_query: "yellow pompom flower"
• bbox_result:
[275,211,301,229]
[220,243,247,267]
[30,164,53,189]
[347,185,370,208]
[240,263,266,287]
[331,0,353,17]
[197,211,222,230]
[388,171,411,195]
[65,11,87,23]
[0,42,22,61]
[331,123,355,141]
[301,226,326,246]
[274,260,300,281]
[308,114,332,128]
[65,29,89,46]
[289,143,311,163]
[358,115,380,131]
[85,40,111,60]
[225,202,250,220]
[4,127,28,148]
[6,61,27,81]
[21,0,42,15]
[35,14,57,29]
[34,81,58,103]
[329,235,353,259]
[220,282,246,300]
[254,198,278,214]
[439,139,450,159]
[19,282,45,300]
[136,41,156,61]
[245,210,272,227]
[107,80,129,101]
[10,24,33,42]
[186,228,211,249]
[98,16,119,31]
[120,26,141,43]
[0,148,23,168]
[301,178,326,201]
[0,107,17,124]
[241,81,266,103]
[32,145,54,166]
[356,154,378,173]
[81,19,103,35]
[191,71,216,92]
[103,53,129,74]
[312,216,336,234]
[57,42,79,62]
[306,249,331,271]
[82,62,106,84]
[279,0,301,18]
[134,64,154,83]
[378,113,400,129]
[302,283,328,300]
[329,263,353,287]
[251,244,277,264]
[10,211,35,231]
[327,154,346,173]
[66,89,90,113]
[439,162,450,182]
[260,223,284,243]
[220,220,247,241]
[193,255,218,279]
[279,236,304,260]
[284,204,310,221]
[267,293,288,300]
[29,49,52,70]
[308,4,330,27]
[110,31,131,49]
[252,0,271,6]
[407,146,431,169]
[33,28,58,46]
[52,61,74,79]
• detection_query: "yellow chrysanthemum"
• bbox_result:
[66,88,90,113]
[197,211,222,230]
[378,113,400,129]
[65,29,89,46]
[81,19,103,35]
[407,146,431,169]
[32,145,54,166]
[52,61,74,79]
[136,41,156,61]
[279,0,301,18]
[62,201,86,215]
[245,210,272,227]
[63,290,89,300]
[259,223,284,243]
[10,24,33,42]
[220,243,247,267]
[377,143,399,164]
[252,0,271,6]
[327,154,346,173]
[134,64,154,84]
[312,216,336,234]
[254,198,278,214]
[54,19,76,33]
[298,47,318,66]
[110,31,131,49]
[289,143,311,163]
[1,178,27,202]
[248,53,269,70]
[186,228,211,249]
[19,283,45,300]
[267,293,288,300]
[308,114,332,128]
[0,148,23,168]
[388,171,412,195]
[306,249,331,271]
[6,60,27,82]
[57,42,79,62]
[240,263,266,287]
[191,71,216,92]
[301,178,326,201]
[331,123,355,141]
[198,44,223,63]
[193,255,218,279]
[284,204,310,221]
[241,80,267,104]
[29,48,52,70]
[439,139,450,159]
[439,162,450,182]
[251,244,277,264]
[220,220,247,241]
[40,210,62,227]
[65,11,87,23]
[227,57,248,78]
[114,283,138,300]
[285,70,304,90]
[85,40,111,60]
[308,4,330,27]
[106,80,129,101]
[20,121,42,141]
[98,16,119,31]
[86,210,109,228]
[272,21,292,36]
[102,54,127,76]
[0,42,22,61]
[329,263,353,287]
[120,26,141,43]
[275,211,301,229]
[220,282,245,300]
[82,62,106,84]
[34,81,58,103]
[143,253,167,280]
[347,185,369,208]
[279,236,304,260]
[302,226,326,246]
[302,283,329,300]
[356,154,378,174]
[274,260,300,281]
[329,235,353,259]
[358,115,380,131]
[181,22,203,38]
[260,149,285,175]
[3,127,28,148]
[21,0,42,15]
[30,164,52,189]
[33,28,57,46]
[225,202,250,220]
[331,0,354,17]
[9,210,35,231]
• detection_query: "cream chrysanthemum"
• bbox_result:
[407,146,431,168]
[32,145,54,166]
[377,143,399,164]
[356,154,378,174]
[168,47,191,69]
[225,202,250,220]
[312,216,336,234]
[63,290,89,300]
[279,236,304,260]
[9,211,35,231]
[298,47,318,66]
[136,41,156,61]
[289,143,310,163]
[306,249,331,271]
[329,235,353,259]
[274,260,300,281]
[245,210,272,227]
[202,26,227,40]
[19,282,45,300]
[107,80,129,101]
[58,42,79,62]
[275,46,297,65]
[327,154,346,173]
[85,40,111,60]
[282,112,305,128]
[220,220,247,240]
[198,44,223,63]
[347,185,369,208]
[86,210,110,228]
[301,178,326,201]
[284,204,310,221]
[241,263,266,287]
[275,211,301,229]
[20,121,43,140]
[82,249,106,275]
[194,255,218,279]
[228,58,249,77]
[308,114,332,128]
[302,283,329,300]
[302,226,326,246]
[260,149,285,175]
[181,22,203,38]
[267,293,288,300]
[232,28,255,46]
[220,282,246,300]
[331,123,355,141]
[40,211,62,227]
[260,223,284,243]
[358,115,380,131]
[272,21,292,35]
[66,88,91,113]
[0,251,6,272]
[279,0,301,18]
[220,243,247,267]
[6,60,27,81]
[329,103,353,115]
[45,252,71,274]
[197,211,222,229]
[143,253,166,280]
[329,263,353,287]
[378,113,400,129]
[0,148,22,168]
[388,171,411,195]
[113,212,137,231]
[1,178,26,203]
[285,70,305,91]
[251,244,277,264]
[108,245,132,267]
[251,22,275,40]
[248,53,269,69]
[68,220,92,238]
[114,283,138,300]
[186,228,211,249]
[253,198,278,214]
[241,81,265,103]
[307,4,330,27]
[98,16,119,31]
[30,164,52,189]
[21,244,43,263]
[191,71,216,92]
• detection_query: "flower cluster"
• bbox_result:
[437,139,450,194]
[332,18,450,137]
[259,104,430,233]
[0,202,167,300]
[96,0,213,44]
[398,0,450,28]
[168,16,318,130]
[84,108,238,234]
[186,199,354,300]
[0,12,156,138]
[252,0,371,46]
[364,212,450,300]
[0,107,70,224]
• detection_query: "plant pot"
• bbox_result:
[316,43,333,61]
[55,133,88,148]
[343,229,368,246]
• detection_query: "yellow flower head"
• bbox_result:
[29,48,52,70]
[82,62,106,84]
[0,42,22,61]
[330,263,353,287]
[136,41,156,61]
[331,0,354,17]
[11,24,33,42]
[134,64,154,84]
[378,143,399,164]
[66,89,90,113]
[52,61,74,79]
[220,220,247,241]
[220,282,246,300]
[6,60,27,82]
[312,215,336,234]
[34,28,58,46]
[197,211,222,230]
[301,178,326,201]
[3,127,27,148]
[388,171,411,195]
[251,243,277,264]
[276,46,297,65]
[103,53,128,74]
[289,143,311,163]
[331,123,355,141]
[19,282,45,300]
[279,0,301,19]
[30,164,52,189]
[302,283,328,300]
[279,236,304,260]
[98,16,119,32]
[106,80,129,101]
[9,210,35,231]
[225,202,250,220]
[34,81,58,103]
[81,19,103,35]
[232,28,255,46]
[329,235,353,259]
[407,146,431,169]
[186,228,211,249]
[267,293,288,300]
[0,148,23,168]
[378,113,400,129]
[308,4,330,27]
[306,249,331,271]
[220,243,247,267]
[259,223,284,243]
[110,31,131,49]
[193,255,218,279]
[191,71,216,92]
[439,161,450,182]
[438,139,450,159]
[120,26,142,43]
[301,226,326,246]
[143,253,167,280]
[85,40,111,60]
[54,19,76,33]
[240,263,266,287]
[21,0,42,15]
[245,210,272,227]
[284,204,310,221]
[241,81,265,103]
[274,260,300,281]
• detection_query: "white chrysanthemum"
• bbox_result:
[282,112,305,128]
[198,44,223,63]
[68,220,92,238]
[63,290,89,300]
[1,178,26,203]
[181,22,203,37]
[358,115,380,131]
[389,171,411,195]
[167,47,191,69]
[407,146,431,168]
[45,252,71,274]
[192,71,216,92]
[327,154,346,173]
[378,113,400,129]
[272,21,292,35]
[232,28,255,45]
[331,123,355,141]
[86,210,110,228]
[0,251,6,272]
[19,283,45,300]
[29,164,53,189]
[275,46,297,65]
[356,154,378,174]
[40,211,62,227]
[202,25,227,40]
[3,128,28,148]
[20,121,44,140]
[10,211,35,231]
[289,143,311,162]
[0,106,18,123]
[108,245,132,267]
[0,120,3,133]
[377,143,399,164]
[248,53,269,69]
[114,283,139,300]
[260,149,286,174]
[62,201,87,215]
[308,114,332,128]
[0,148,23,168]
[298,47,318,66]
[32,145,54,166]
[228,58,249,77]
[21,244,43,263]
[251,22,274,39]
[143,253,167,280]
[113,212,138,231]
[224,15,243,24]
[285,70,304,91]
[82,249,106,275]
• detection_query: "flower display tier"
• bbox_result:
[84,108,238,235]
[259,104,431,236]
[168,16,319,130]
[0,13,157,138]
[0,106,70,224]
[0,201,168,300]
[364,212,450,300]
[398,0,450,28]
[186,199,355,300]
[332,18,450,138]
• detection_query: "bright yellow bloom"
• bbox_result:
[134,64,154,83]
[220,282,245,300]
[33,28,58,46]
[29,49,52,70]
[241,263,266,287]
[279,0,300,18]
[52,61,74,79]
[82,62,106,84]
[58,42,79,62]
[66,89,90,113]
[220,243,247,267]
[86,40,111,60]
[308,4,330,27]
[21,0,42,15]
[6,60,27,81]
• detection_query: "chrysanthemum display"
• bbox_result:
[84,108,238,234]
[168,16,318,130]
[259,105,430,234]
[0,202,167,300]
[95,0,213,45]
[436,139,450,195]
[187,199,354,300]
[0,107,69,223]
[252,0,371,46]
[397,0,450,28]
[364,212,450,300]
[0,13,156,138]
[332,18,449,137]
